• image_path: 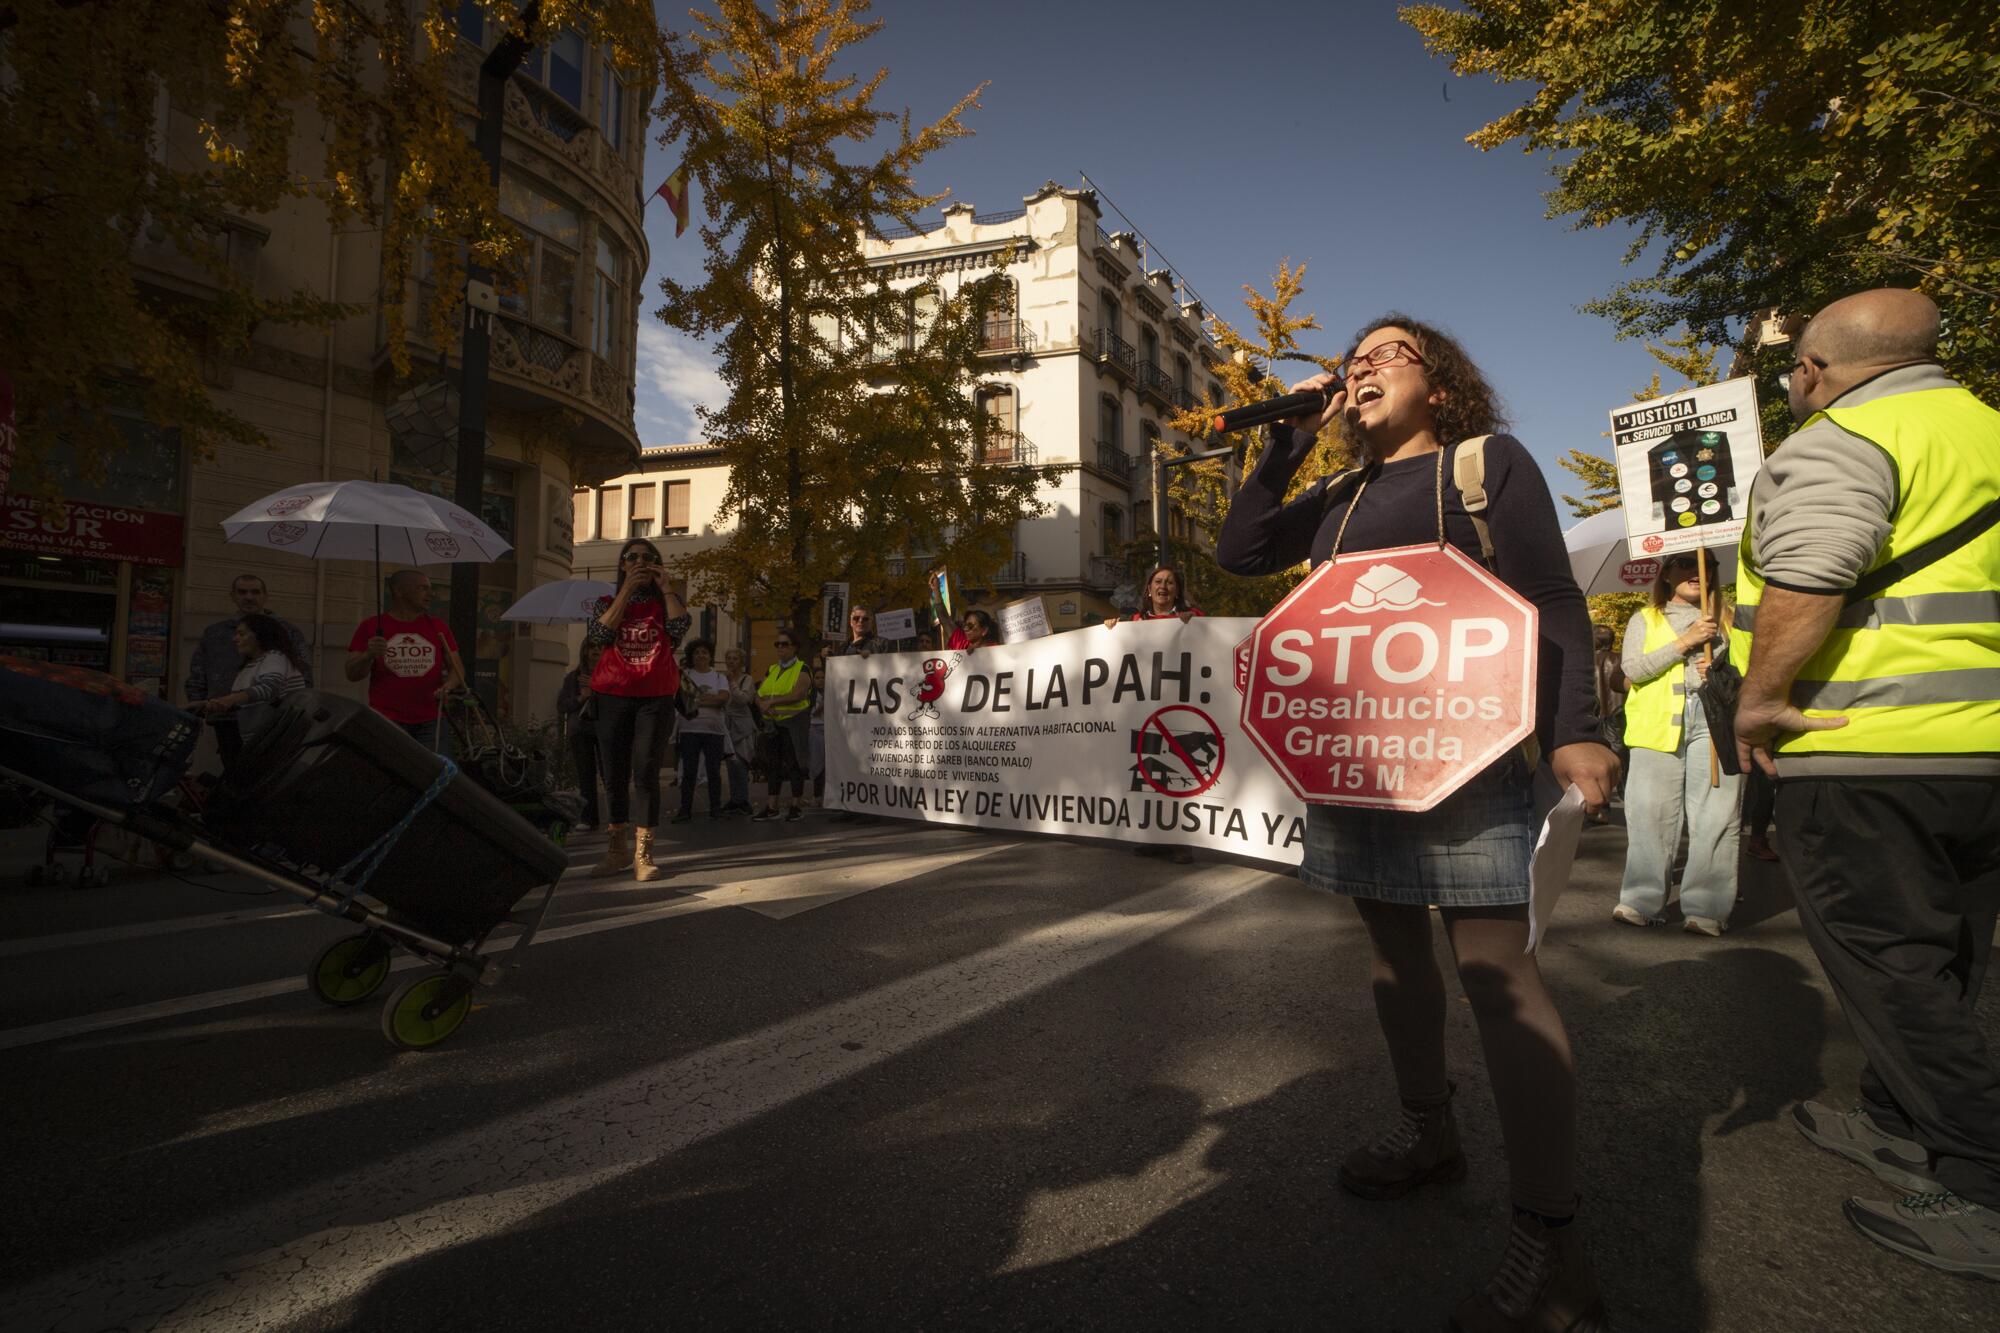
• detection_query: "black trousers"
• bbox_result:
[677,731,723,816]
[764,719,806,800]
[1776,776,2000,1205]
[570,728,601,826]
[596,694,669,828]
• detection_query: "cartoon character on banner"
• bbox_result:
[909,656,953,721]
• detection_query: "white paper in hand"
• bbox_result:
[1526,784,1588,954]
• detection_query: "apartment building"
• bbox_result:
[0,4,650,720]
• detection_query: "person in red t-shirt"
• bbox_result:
[581,537,690,882]
[1103,564,1203,628]
[344,569,465,753]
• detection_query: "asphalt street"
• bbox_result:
[1,804,1995,1332]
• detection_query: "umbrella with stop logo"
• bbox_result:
[220,479,513,632]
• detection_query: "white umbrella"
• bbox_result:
[501,579,615,625]
[1563,508,1736,596]
[221,479,513,626]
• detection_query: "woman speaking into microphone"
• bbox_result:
[1217,316,1617,1333]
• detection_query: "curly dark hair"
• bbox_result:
[1336,313,1506,460]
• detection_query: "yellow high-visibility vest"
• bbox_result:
[1623,607,1689,753]
[1733,377,2000,772]
[758,659,810,721]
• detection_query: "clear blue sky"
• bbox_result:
[630,0,1681,498]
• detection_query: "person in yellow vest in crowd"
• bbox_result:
[1733,288,2000,1279]
[1613,550,1740,935]
[751,630,814,823]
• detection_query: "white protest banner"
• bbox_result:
[825,619,1306,864]
[1609,376,1763,559]
[997,596,1051,642]
[875,607,917,640]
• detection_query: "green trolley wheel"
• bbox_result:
[309,932,394,1007]
[380,973,473,1049]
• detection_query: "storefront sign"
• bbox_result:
[825,619,1306,864]
[1240,544,1536,811]
[0,496,185,566]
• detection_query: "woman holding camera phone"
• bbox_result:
[1217,316,1616,1333]
[584,537,690,882]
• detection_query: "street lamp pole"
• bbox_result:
[450,4,539,715]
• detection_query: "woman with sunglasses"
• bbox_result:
[960,608,1002,651]
[1217,316,1616,1333]
[752,630,814,822]
[1614,549,1740,934]
[584,537,690,880]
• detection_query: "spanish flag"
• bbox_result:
[654,163,690,237]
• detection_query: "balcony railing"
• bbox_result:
[1085,555,1127,591]
[1174,386,1198,413]
[993,552,1029,585]
[1139,359,1175,406]
[1094,439,1134,483]
[1092,327,1136,379]
[979,317,1038,356]
[978,429,1037,466]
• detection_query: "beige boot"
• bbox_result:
[588,825,634,878]
[1338,1081,1465,1200]
[632,828,664,882]
[1448,1210,1606,1333]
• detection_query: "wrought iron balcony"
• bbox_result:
[994,552,1029,585]
[1139,359,1176,407]
[979,317,1038,356]
[1085,555,1127,591]
[978,429,1037,466]
[1094,439,1134,483]
[1092,327,1137,381]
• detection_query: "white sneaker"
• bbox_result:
[1683,916,1726,937]
[1611,904,1656,927]
[1845,1191,2000,1280]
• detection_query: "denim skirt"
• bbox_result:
[1298,756,1534,907]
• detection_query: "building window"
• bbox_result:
[599,59,627,150]
[1098,394,1121,451]
[498,172,581,336]
[522,29,586,109]
[976,384,1018,461]
[572,488,593,543]
[1101,504,1124,557]
[664,480,691,536]
[1175,354,1192,398]
[592,233,627,361]
[1101,291,1121,341]
[908,286,940,352]
[452,0,485,45]
[628,482,656,538]
[1209,379,1224,405]
[1141,420,1160,459]
[1141,325,1159,371]
[597,486,624,541]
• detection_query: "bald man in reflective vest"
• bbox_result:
[1733,288,2000,1279]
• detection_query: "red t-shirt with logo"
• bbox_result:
[348,613,457,723]
[588,596,681,698]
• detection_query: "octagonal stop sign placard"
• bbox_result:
[1241,543,1537,810]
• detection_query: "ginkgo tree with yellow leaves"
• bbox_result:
[1156,260,1348,616]
[0,0,658,494]
[1404,0,1998,399]
[651,0,1055,633]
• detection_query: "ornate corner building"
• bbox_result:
[0,3,649,723]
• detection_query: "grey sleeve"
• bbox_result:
[1749,419,1898,593]
[1621,611,1683,684]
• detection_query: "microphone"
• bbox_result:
[1210,377,1344,435]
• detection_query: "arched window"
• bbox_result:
[1141,325,1160,373]
[1098,394,1122,452]
[977,385,1018,462]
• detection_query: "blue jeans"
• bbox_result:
[1619,699,1741,922]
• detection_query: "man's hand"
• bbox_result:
[1550,742,1621,814]
[365,635,387,659]
[1735,693,1848,778]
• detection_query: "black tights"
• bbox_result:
[596,694,669,827]
[1350,898,1578,1217]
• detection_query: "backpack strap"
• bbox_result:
[1452,435,1495,563]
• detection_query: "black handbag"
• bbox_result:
[1695,657,1744,776]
